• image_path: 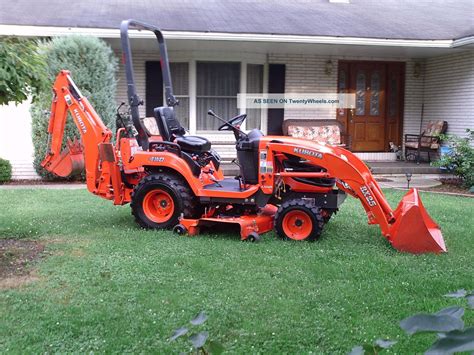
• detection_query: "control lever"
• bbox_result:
[231,158,246,189]
[209,175,222,187]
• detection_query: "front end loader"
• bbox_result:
[40,19,446,254]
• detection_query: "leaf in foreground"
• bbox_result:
[443,289,467,298]
[208,340,225,354]
[190,311,208,325]
[425,327,474,355]
[374,339,397,349]
[467,294,474,309]
[435,306,465,319]
[169,327,188,341]
[189,331,209,349]
[348,345,364,355]
[399,314,464,335]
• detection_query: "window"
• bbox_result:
[355,71,366,116]
[170,63,189,128]
[369,71,381,116]
[196,62,240,131]
[246,64,264,129]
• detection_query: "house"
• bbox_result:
[0,0,473,179]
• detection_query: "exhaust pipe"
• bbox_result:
[388,189,446,254]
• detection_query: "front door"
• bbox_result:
[338,61,405,152]
[349,62,386,151]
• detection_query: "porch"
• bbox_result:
[220,155,442,177]
[108,37,473,156]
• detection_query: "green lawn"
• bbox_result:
[0,188,473,353]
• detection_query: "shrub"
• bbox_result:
[434,129,474,188]
[31,36,117,179]
[0,38,48,105]
[0,157,12,183]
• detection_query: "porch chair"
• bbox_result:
[282,119,351,149]
[404,120,447,163]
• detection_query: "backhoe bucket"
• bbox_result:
[388,189,446,254]
[43,138,84,177]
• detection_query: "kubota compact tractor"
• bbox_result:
[41,19,446,253]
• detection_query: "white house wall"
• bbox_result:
[268,53,338,120]
[114,48,474,144]
[422,51,474,138]
[0,101,39,180]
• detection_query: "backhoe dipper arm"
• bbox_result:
[41,70,113,193]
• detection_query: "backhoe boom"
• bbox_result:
[41,71,124,203]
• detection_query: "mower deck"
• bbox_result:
[177,205,278,241]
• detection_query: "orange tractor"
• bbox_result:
[41,19,446,253]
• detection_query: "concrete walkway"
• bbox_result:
[375,176,442,189]
[1,176,443,190]
[0,183,86,190]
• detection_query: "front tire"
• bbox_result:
[275,199,324,241]
[131,174,197,229]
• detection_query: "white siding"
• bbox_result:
[115,49,162,118]
[269,53,337,120]
[423,51,474,138]
[0,101,40,180]
[403,60,425,137]
[113,49,474,153]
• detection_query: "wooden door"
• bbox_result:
[348,62,386,152]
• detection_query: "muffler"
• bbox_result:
[388,189,446,254]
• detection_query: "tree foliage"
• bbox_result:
[31,35,117,179]
[0,37,48,105]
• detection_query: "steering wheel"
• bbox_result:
[218,114,247,131]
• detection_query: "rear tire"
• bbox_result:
[131,174,198,229]
[275,199,324,241]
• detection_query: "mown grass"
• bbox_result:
[0,188,473,353]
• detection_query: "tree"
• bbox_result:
[31,35,118,179]
[0,37,48,105]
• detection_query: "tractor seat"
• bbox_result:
[154,106,211,153]
[175,136,211,153]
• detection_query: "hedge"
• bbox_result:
[0,157,12,183]
[31,36,117,179]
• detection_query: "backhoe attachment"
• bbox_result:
[42,137,84,177]
[388,188,446,254]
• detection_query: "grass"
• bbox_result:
[0,188,473,353]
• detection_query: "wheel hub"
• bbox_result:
[281,210,313,240]
[142,190,175,223]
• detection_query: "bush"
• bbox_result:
[0,157,12,183]
[31,36,117,179]
[434,129,474,188]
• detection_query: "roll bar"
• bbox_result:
[120,19,178,150]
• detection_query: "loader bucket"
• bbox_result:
[388,188,446,254]
[43,138,84,177]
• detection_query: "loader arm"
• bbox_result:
[41,70,123,202]
[266,138,446,253]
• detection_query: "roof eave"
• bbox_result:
[0,24,461,48]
